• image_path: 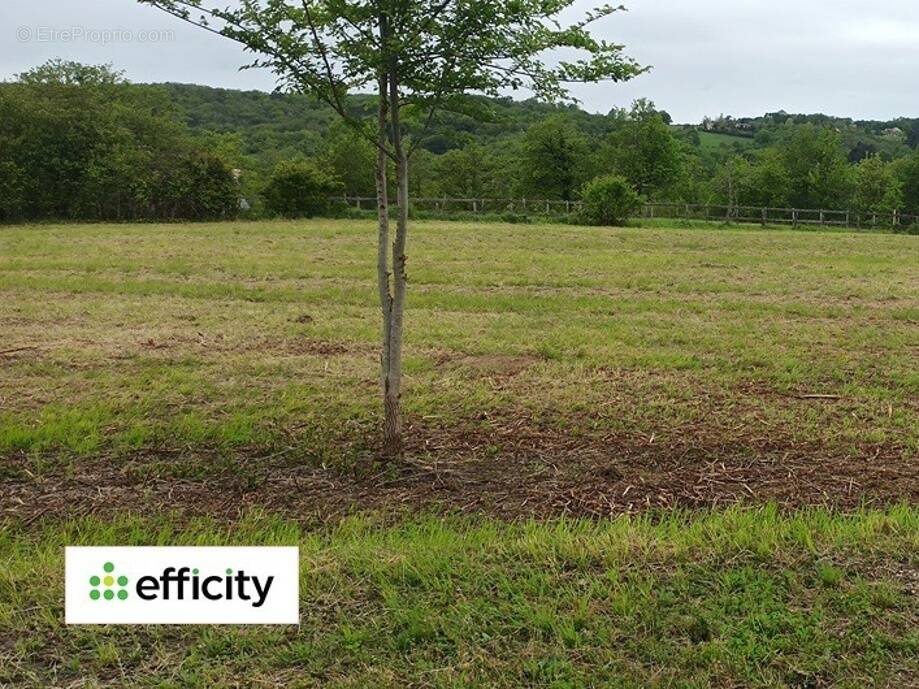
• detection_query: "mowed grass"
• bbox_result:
[2,507,918,688]
[1,218,917,466]
[2,220,919,687]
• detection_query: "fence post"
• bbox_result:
[819,210,825,226]
[472,200,478,213]
[792,209,798,228]
[761,207,767,227]
[894,209,900,227]
[845,211,850,228]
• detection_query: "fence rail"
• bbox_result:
[337,196,918,230]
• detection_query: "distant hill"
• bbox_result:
[153,83,918,172]
[155,83,618,162]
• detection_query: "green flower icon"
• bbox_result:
[89,562,129,601]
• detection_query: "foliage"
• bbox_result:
[779,125,853,209]
[518,116,593,201]
[717,150,791,208]
[603,108,683,197]
[262,160,343,217]
[852,155,902,214]
[0,159,23,221]
[0,60,238,223]
[159,150,240,220]
[17,58,126,86]
[10,58,919,222]
[427,144,500,199]
[577,174,643,226]
[896,149,919,216]
[319,121,378,198]
[139,0,645,138]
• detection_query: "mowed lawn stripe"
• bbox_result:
[1,219,916,480]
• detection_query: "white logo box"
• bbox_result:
[65,546,299,625]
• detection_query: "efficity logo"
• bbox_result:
[87,562,273,607]
[66,547,299,625]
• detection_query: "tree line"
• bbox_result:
[0,61,238,223]
[256,102,919,222]
[4,62,919,225]
[163,83,919,221]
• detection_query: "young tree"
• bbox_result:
[140,0,644,457]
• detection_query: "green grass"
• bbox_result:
[1,218,917,464]
[2,219,918,686]
[698,130,757,152]
[2,506,918,688]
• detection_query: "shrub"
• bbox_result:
[577,174,643,226]
[161,150,239,221]
[262,160,342,218]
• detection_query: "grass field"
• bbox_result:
[1,219,918,686]
[3,508,918,687]
[697,130,757,152]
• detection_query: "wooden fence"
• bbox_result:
[642,203,918,229]
[338,196,919,230]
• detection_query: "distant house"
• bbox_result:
[882,127,904,138]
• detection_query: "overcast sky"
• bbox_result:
[4,1,917,123]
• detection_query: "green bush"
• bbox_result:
[157,150,239,221]
[577,174,643,226]
[262,160,342,218]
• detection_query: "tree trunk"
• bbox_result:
[382,71,409,459]
[373,74,399,459]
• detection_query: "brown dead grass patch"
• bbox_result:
[3,409,916,529]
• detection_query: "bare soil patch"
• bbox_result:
[3,411,916,529]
